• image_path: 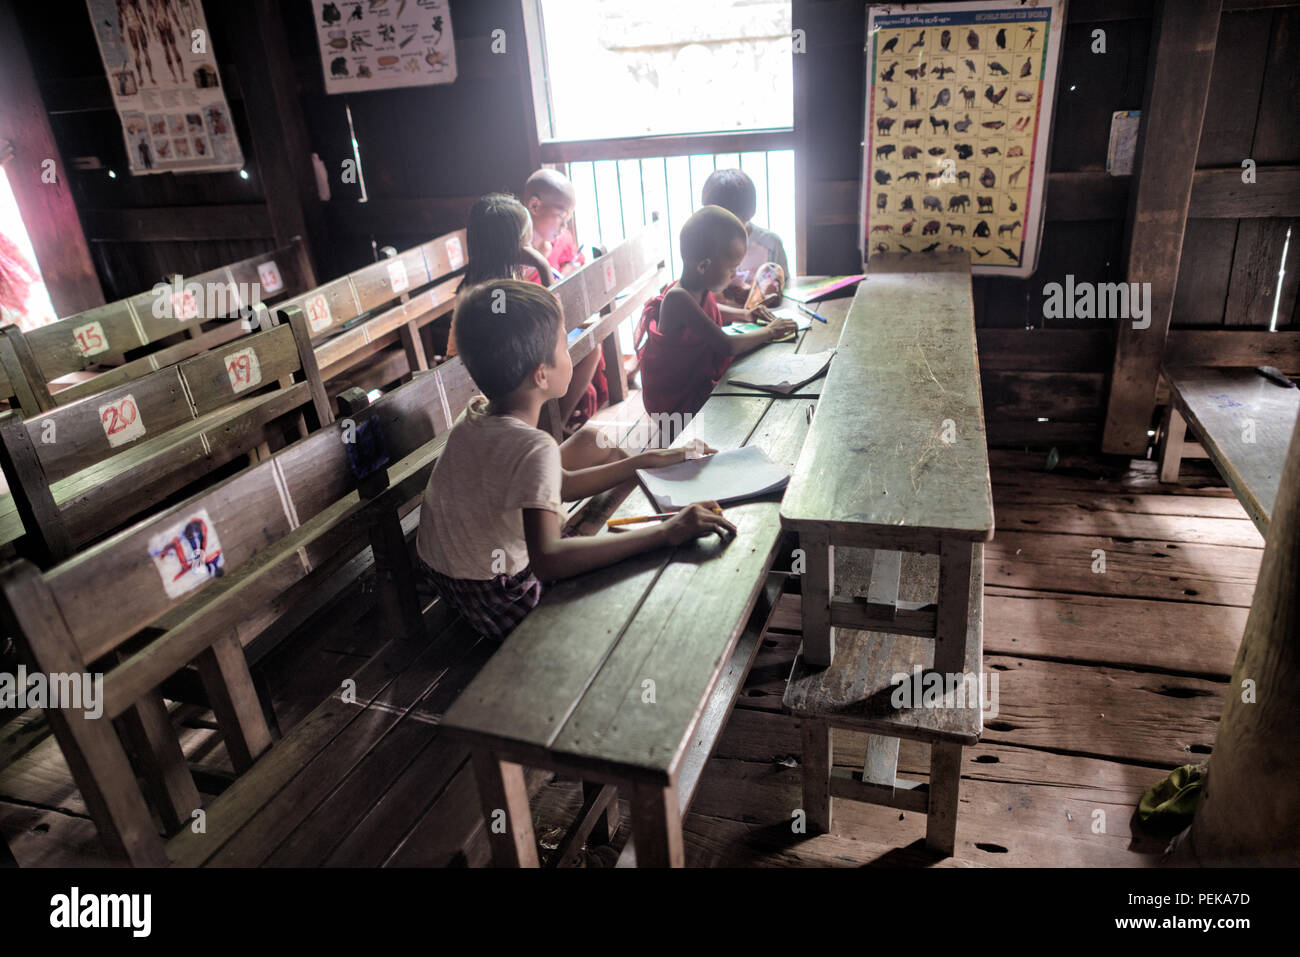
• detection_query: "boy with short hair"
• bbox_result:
[700,168,790,315]
[416,279,735,641]
[635,206,797,421]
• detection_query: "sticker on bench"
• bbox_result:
[224,346,262,393]
[257,260,284,295]
[148,509,225,599]
[97,394,145,447]
[171,288,199,321]
[446,236,464,270]
[602,260,617,294]
[305,293,333,333]
[387,259,409,294]
[73,321,110,358]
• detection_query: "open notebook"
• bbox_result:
[637,445,791,512]
[727,349,836,395]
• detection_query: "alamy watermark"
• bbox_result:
[596,412,698,450]
[1042,274,1152,329]
[890,665,1000,718]
[0,665,104,719]
[150,277,262,323]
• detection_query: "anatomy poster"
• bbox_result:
[312,0,457,95]
[85,0,244,175]
[860,1,1065,277]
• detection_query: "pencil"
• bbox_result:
[797,302,829,323]
[607,507,723,527]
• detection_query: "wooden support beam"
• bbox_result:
[1103,0,1223,455]
[79,205,275,243]
[0,0,103,315]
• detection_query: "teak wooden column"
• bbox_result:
[1182,412,1300,865]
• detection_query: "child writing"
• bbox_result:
[700,168,791,320]
[522,167,605,430]
[446,193,552,359]
[416,279,736,642]
[636,206,797,423]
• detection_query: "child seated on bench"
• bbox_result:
[635,206,796,424]
[523,167,606,432]
[416,279,736,641]
[701,168,790,319]
[446,193,553,359]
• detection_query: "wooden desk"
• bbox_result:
[710,291,853,399]
[778,253,993,855]
[441,391,812,867]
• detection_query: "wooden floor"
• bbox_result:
[0,396,1257,867]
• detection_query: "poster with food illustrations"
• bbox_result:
[85,0,244,175]
[312,0,457,94]
[860,2,1065,277]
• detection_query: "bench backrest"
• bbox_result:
[0,238,314,415]
[0,308,332,565]
[0,355,479,864]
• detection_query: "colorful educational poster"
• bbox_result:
[312,0,457,95]
[860,1,1065,276]
[85,0,244,175]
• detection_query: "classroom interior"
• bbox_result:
[0,0,1297,870]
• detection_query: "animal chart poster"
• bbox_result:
[860,1,1065,277]
[85,0,244,175]
[312,0,457,94]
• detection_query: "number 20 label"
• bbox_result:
[73,321,110,358]
[98,394,146,447]
[224,347,262,393]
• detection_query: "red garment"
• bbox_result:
[547,228,584,271]
[635,284,730,417]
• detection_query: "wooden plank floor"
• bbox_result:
[0,435,1257,867]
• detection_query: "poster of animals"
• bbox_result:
[860,1,1065,276]
[312,0,457,95]
[85,0,244,175]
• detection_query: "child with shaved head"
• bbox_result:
[635,206,796,421]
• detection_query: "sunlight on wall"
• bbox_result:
[0,168,59,331]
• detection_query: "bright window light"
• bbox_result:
[0,168,58,331]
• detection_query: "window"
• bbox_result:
[0,167,58,332]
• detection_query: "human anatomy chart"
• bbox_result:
[860,2,1065,277]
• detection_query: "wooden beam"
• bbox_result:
[79,205,274,242]
[1189,165,1300,218]
[1102,0,1223,455]
[0,0,103,315]
[229,0,323,277]
[325,197,478,239]
[540,129,794,164]
[1166,331,1300,372]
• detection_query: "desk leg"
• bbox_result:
[800,531,835,667]
[1158,404,1186,484]
[935,539,975,676]
[926,741,962,856]
[801,718,832,834]
[631,782,684,867]
[471,751,539,868]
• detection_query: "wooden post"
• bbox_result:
[1101,0,1222,454]
[1181,413,1300,865]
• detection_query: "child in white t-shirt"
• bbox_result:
[415,279,736,641]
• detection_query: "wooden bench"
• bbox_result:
[0,308,332,566]
[778,253,993,857]
[0,354,483,865]
[275,231,466,403]
[1158,366,1300,537]
[0,238,314,416]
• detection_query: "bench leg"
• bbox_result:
[471,751,539,867]
[1158,404,1186,484]
[601,330,628,404]
[801,719,832,834]
[926,741,963,856]
[196,634,273,774]
[116,691,201,835]
[583,779,619,845]
[800,532,835,667]
[631,782,684,867]
[398,319,429,375]
[935,539,975,676]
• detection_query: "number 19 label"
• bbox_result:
[224,347,262,393]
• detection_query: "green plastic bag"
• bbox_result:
[1137,764,1208,835]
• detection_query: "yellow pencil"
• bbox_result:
[607,507,723,527]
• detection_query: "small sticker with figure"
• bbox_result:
[73,321,110,358]
[171,288,199,321]
[98,395,146,447]
[446,235,464,270]
[305,293,332,333]
[257,260,284,294]
[224,347,262,393]
[388,259,409,294]
[148,509,225,599]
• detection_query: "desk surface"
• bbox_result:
[442,391,812,787]
[1166,366,1300,537]
[779,256,993,543]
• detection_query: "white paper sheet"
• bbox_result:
[727,349,835,395]
[637,445,791,512]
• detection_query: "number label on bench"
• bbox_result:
[224,347,262,393]
[446,236,464,270]
[171,288,199,321]
[305,294,333,333]
[603,260,617,293]
[147,508,226,599]
[98,395,146,447]
[257,260,284,294]
[73,321,110,358]
[387,259,409,294]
